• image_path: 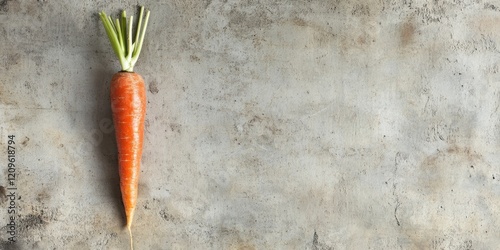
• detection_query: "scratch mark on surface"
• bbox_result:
[423,95,430,113]
[490,92,500,118]
[301,102,334,120]
[309,106,330,117]
[254,143,269,151]
[394,198,401,227]
[393,152,404,227]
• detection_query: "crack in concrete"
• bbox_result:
[394,198,401,227]
[312,231,319,250]
[393,152,404,227]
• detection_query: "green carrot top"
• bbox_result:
[99,6,150,72]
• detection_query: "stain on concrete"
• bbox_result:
[21,137,30,146]
[291,17,307,27]
[312,231,334,250]
[148,80,160,94]
[484,3,498,11]
[231,106,283,150]
[169,123,182,134]
[429,237,474,250]
[35,189,50,203]
[190,54,201,62]
[18,214,46,234]
[0,241,21,250]
[351,3,370,16]
[391,144,495,248]
[228,5,272,35]
[159,208,180,224]
[0,0,11,12]
[223,231,256,250]
[400,21,416,47]
[418,145,482,192]
[0,186,7,205]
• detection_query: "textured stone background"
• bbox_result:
[1,0,500,249]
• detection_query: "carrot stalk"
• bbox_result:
[100,6,150,72]
[99,6,150,250]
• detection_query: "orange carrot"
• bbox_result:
[110,72,146,229]
[99,6,150,250]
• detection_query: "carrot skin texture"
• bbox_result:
[110,72,146,229]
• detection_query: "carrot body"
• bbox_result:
[110,72,146,230]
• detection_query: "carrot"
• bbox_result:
[99,6,150,250]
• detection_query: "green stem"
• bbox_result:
[99,6,150,72]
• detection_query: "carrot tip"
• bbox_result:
[128,226,134,250]
[126,210,134,250]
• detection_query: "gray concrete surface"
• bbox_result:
[1,0,500,249]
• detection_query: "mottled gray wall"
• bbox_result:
[1,0,499,249]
